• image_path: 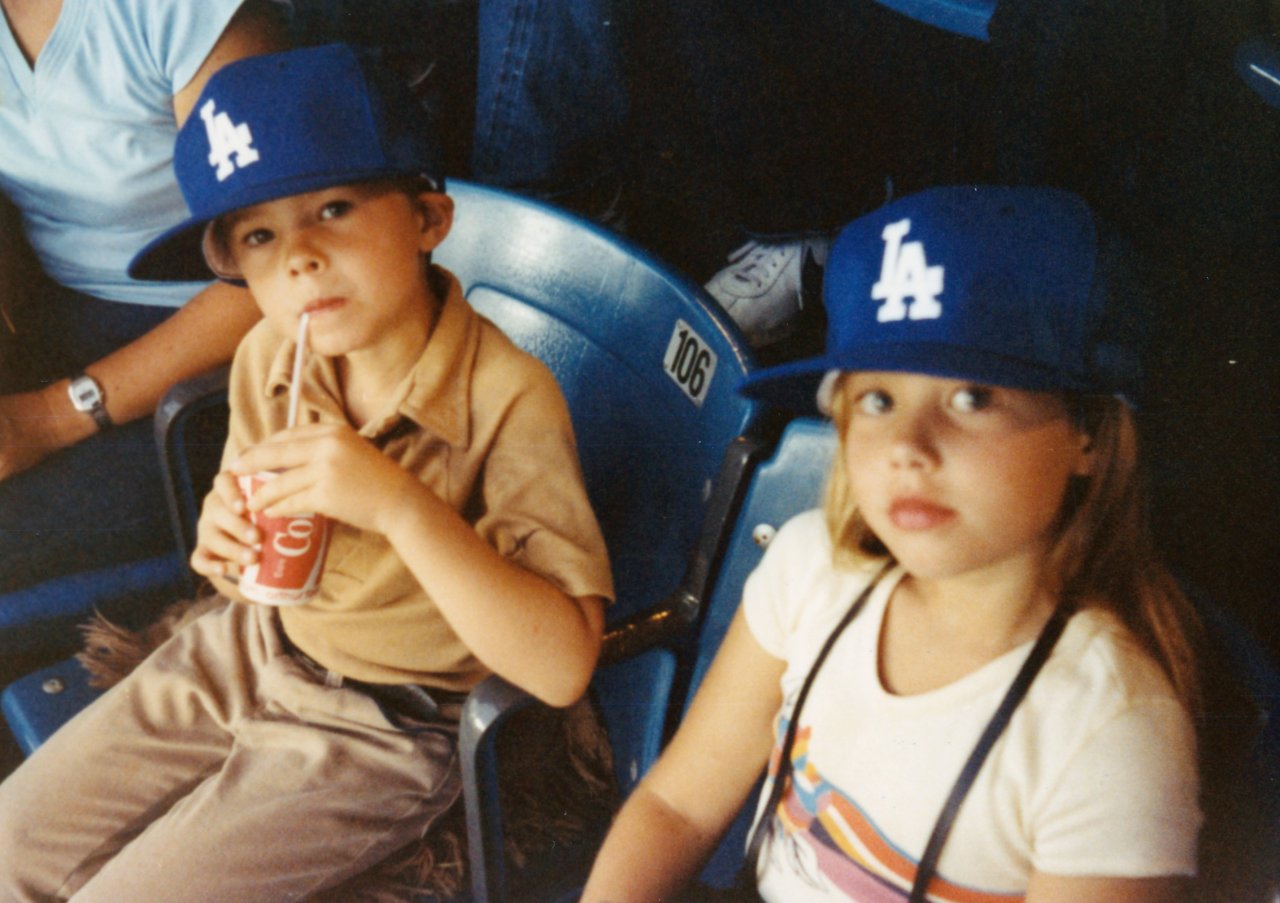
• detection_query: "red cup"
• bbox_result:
[236,472,331,606]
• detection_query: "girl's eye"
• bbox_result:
[950,386,995,413]
[319,200,354,221]
[855,390,893,415]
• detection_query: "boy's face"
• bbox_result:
[217,183,453,358]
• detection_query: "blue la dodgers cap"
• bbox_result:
[129,43,443,282]
[740,186,1146,412]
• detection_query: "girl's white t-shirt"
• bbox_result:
[742,509,1200,903]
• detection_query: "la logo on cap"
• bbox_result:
[871,218,945,322]
[200,99,259,182]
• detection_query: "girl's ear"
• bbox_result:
[414,192,454,253]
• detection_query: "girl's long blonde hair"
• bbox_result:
[822,375,1203,716]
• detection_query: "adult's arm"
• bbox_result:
[0,0,285,480]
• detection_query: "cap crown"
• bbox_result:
[826,186,1099,391]
[741,186,1144,410]
[129,43,440,281]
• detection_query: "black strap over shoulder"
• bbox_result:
[738,566,1073,902]
[908,601,1072,902]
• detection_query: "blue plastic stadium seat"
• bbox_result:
[685,419,837,890]
[434,181,756,901]
[685,420,836,699]
[1237,37,1280,110]
[0,372,230,754]
[3,657,101,756]
[872,0,996,40]
[437,180,756,626]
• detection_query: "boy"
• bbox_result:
[0,44,612,901]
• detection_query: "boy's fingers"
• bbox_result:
[212,471,248,513]
[204,486,258,544]
[241,467,312,515]
[191,545,247,579]
[231,424,352,475]
[195,523,258,566]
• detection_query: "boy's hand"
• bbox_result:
[230,423,420,535]
[191,470,260,579]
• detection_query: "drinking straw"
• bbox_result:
[287,313,309,428]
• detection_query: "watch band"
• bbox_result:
[68,372,113,432]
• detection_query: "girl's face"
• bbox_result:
[840,371,1094,584]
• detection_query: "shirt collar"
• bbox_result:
[263,266,478,448]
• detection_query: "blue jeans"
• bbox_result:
[290,0,631,205]
[0,288,177,595]
[471,0,629,202]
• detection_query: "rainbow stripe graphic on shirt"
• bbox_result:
[763,724,1024,903]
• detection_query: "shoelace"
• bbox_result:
[721,242,798,295]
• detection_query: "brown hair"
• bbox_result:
[822,373,1202,715]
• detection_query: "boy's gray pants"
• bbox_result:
[0,602,461,902]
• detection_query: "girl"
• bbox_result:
[582,186,1202,903]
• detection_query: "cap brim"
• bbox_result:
[128,217,216,282]
[127,166,438,283]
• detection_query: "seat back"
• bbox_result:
[435,182,756,902]
[683,418,837,888]
[686,419,836,697]
[436,180,757,624]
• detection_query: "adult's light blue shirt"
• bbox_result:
[0,0,248,307]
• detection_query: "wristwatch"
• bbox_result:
[67,372,113,432]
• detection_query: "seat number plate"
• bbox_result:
[663,319,717,407]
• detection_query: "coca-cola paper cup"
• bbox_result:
[236,472,330,606]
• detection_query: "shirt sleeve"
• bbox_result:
[1032,698,1202,877]
[134,0,270,93]
[471,356,614,604]
[741,510,827,660]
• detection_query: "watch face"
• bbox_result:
[68,375,111,432]
[70,376,102,410]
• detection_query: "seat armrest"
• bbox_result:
[153,365,232,594]
[154,365,232,430]
[460,675,540,903]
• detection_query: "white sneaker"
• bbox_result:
[704,236,830,347]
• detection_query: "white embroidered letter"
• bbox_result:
[201,99,259,182]
[870,218,944,322]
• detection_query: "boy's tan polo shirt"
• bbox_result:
[223,266,614,691]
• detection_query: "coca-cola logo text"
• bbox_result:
[272,516,317,558]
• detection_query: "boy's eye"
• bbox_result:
[240,228,273,248]
[950,385,995,413]
[855,390,893,415]
[319,200,354,221]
